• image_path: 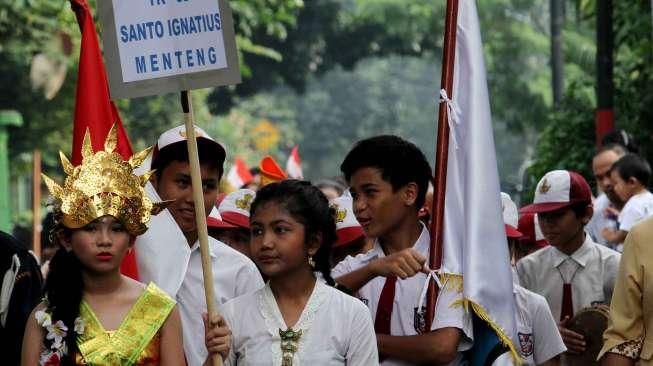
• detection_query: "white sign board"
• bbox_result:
[99,0,240,99]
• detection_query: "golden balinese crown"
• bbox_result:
[42,125,167,236]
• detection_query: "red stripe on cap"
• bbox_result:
[220,211,250,229]
[334,226,365,247]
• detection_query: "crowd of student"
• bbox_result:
[1,125,652,365]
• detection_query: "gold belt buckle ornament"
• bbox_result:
[279,328,302,366]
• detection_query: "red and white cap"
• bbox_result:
[207,206,237,229]
[520,170,592,213]
[518,213,548,248]
[152,124,226,165]
[218,189,256,229]
[330,195,365,247]
[501,192,523,238]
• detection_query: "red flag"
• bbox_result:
[226,157,254,189]
[285,146,303,179]
[70,0,139,279]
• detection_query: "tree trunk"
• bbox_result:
[550,0,564,106]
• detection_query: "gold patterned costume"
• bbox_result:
[75,283,175,365]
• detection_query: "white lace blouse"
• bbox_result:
[222,280,379,366]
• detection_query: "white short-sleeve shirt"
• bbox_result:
[222,280,379,366]
[618,191,653,232]
[514,284,566,365]
[332,225,473,366]
[515,235,620,321]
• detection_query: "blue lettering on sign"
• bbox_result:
[133,47,221,75]
[208,47,216,64]
[162,53,172,70]
[135,56,147,73]
[119,21,165,43]
[150,54,159,72]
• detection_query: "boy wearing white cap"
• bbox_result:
[501,193,566,366]
[135,124,264,366]
[516,170,620,357]
[329,194,372,266]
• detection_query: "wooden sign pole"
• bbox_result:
[180,90,223,366]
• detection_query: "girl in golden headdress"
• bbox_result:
[20,127,230,365]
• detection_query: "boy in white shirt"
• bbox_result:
[516,170,620,359]
[332,135,472,366]
[501,193,566,365]
[602,153,653,244]
[135,125,264,366]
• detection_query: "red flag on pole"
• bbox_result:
[285,146,303,179]
[69,0,139,279]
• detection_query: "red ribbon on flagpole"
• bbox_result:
[425,0,460,332]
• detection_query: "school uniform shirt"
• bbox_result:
[222,280,379,366]
[513,284,566,365]
[618,190,653,232]
[331,224,473,366]
[515,235,620,321]
[136,183,265,366]
[586,193,619,247]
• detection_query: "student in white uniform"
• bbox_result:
[501,193,566,365]
[602,153,653,244]
[332,136,472,366]
[136,125,265,366]
[516,170,620,357]
[221,180,378,365]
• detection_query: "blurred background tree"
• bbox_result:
[2,0,652,227]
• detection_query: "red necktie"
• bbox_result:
[374,276,397,334]
[560,283,574,321]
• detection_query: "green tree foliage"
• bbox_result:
[525,0,653,200]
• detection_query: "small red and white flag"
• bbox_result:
[227,157,254,189]
[286,146,303,179]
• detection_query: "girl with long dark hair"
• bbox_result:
[219,180,378,365]
[20,129,208,365]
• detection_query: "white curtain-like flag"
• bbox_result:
[286,145,303,179]
[439,0,519,360]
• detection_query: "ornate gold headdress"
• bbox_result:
[42,125,167,236]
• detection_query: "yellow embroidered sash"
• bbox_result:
[76,283,175,366]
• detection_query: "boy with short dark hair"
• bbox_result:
[602,153,653,244]
[136,124,264,366]
[332,135,472,366]
[516,170,620,359]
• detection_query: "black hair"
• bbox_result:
[612,153,651,187]
[340,135,432,209]
[152,140,225,180]
[42,228,84,365]
[595,143,628,158]
[601,129,640,154]
[250,180,338,287]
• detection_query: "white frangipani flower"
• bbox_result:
[35,309,52,327]
[46,320,68,350]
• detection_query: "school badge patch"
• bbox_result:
[518,332,534,357]
[413,306,427,334]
